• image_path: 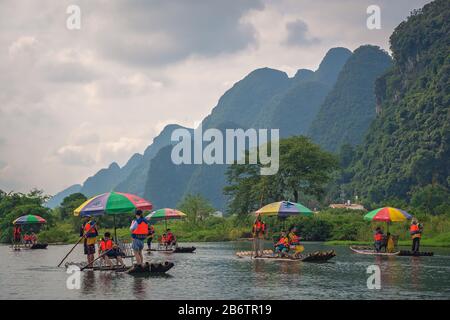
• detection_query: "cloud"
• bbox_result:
[8,36,38,58]
[0,0,432,194]
[92,0,265,66]
[284,19,320,47]
[55,145,96,167]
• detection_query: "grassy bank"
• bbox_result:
[36,210,450,249]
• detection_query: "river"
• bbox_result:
[0,242,449,299]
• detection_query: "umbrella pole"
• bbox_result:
[113,215,117,242]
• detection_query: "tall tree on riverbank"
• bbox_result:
[224,136,338,215]
[177,194,216,225]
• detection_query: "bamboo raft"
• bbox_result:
[236,249,336,262]
[350,246,399,256]
[30,243,48,249]
[147,246,196,253]
[65,261,174,274]
[11,243,48,250]
[398,250,434,257]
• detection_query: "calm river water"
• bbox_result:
[0,242,449,299]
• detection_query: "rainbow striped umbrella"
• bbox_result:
[146,208,187,221]
[74,192,152,217]
[364,207,412,222]
[13,214,47,225]
[74,192,153,240]
[146,208,186,229]
[256,201,313,218]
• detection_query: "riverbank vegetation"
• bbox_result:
[1,189,449,247]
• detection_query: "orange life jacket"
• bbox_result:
[289,233,300,244]
[100,239,113,251]
[276,236,289,247]
[132,219,149,237]
[253,221,266,233]
[166,232,174,242]
[84,221,98,238]
[410,224,421,238]
[374,232,383,241]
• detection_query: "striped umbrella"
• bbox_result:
[364,207,412,222]
[146,208,187,229]
[364,207,412,232]
[256,201,313,218]
[13,214,47,225]
[74,192,152,217]
[74,192,153,240]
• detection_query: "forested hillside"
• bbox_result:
[308,45,392,152]
[347,0,450,208]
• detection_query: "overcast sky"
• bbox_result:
[0,0,431,195]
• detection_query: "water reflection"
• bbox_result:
[98,272,114,292]
[1,243,449,300]
[410,257,423,291]
[81,271,96,294]
[132,277,147,300]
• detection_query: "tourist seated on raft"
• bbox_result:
[166,229,177,248]
[386,232,396,253]
[373,227,384,253]
[274,232,290,257]
[98,232,125,267]
[288,227,303,257]
[23,233,32,246]
[31,232,38,245]
[159,233,167,249]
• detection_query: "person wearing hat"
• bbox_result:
[80,215,98,267]
[130,210,149,268]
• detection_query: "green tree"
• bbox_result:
[177,194,215,225]
[59,193,87,220]
[225,136,338,215]
[411,185,450,215]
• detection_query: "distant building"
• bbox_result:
[213,211,223,218]
[329,203,366,211]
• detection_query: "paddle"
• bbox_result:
[57,222,96,267]
[57,235,85,267]
[80,247,116,271]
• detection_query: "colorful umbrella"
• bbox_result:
[13,214,47,225]
[74,192,152,217]
[364,207,412,222]
[74,192,153,240]
[255,201,313,218]
[146,208,187,229]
